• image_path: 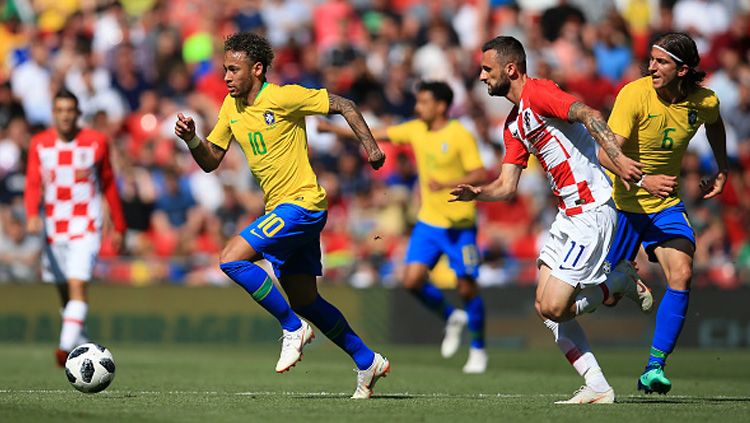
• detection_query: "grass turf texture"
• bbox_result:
[1,343,749,422]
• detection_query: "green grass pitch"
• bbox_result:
[1,343,749,422]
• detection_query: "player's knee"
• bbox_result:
[667,266,693,290]
[540,301,566,323]
[402,273,425,291]
[457,278,478,299]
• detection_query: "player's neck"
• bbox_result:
[56,128,79,142]
[656,82,686,104]
[245,79,268,105]
[427,116,449,131]
[506,74,528,105]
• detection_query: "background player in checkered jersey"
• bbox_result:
[451,36,652,404]
[598,32,729,395]
[24,89,126,366]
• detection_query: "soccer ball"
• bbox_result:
[64,343,116,393]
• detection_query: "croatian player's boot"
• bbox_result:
[275,320,315,373]
[55,349,69,368]
[441,309,468,358]
[554,385,615,404]
[617,261,654,313]
[351,353,390,399]
[462,348,488,374]
[638,363,672,394]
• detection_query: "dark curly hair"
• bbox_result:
[224,32,274,76]
[653,32,706,97]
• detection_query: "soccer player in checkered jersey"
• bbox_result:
[174,32,389,399]
[598,33,728,395]
[451,36,652,404]
[24,89,126,367]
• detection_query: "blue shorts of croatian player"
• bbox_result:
[405,220,480,279]
[240,203,327,279]
[605,201,696,266]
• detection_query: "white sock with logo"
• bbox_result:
[544,319,611,393]
[60,300,88,351]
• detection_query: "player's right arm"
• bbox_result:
[450,163,522,202]
[174,113,228,172]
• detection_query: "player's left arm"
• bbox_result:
[328,94,385,170]
[568,102,644,190]
[701,113,729,199]
[99,139,127,251]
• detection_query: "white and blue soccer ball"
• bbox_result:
[64,343,116,393]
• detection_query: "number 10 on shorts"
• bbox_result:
[256,213,285,237]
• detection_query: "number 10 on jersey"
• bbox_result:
[249,132,267,155]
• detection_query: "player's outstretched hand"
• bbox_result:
[640,174,677,199]
[368,149,386,170]
[449,184,482,202]
[174,113,196,142]
[701,171,728,199]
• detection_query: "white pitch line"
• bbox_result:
[1,389,749,401]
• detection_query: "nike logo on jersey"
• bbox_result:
[230,119,239,124]
[647,114,659,119]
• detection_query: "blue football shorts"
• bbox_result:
[605,201,696,266]
[240,203,327,279]
[405,220,480,279]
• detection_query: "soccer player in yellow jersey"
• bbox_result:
[174,32,389,399]
[321,81,488,373]
[599,32,729,395]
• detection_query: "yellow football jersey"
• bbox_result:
[386,119,483,228]
[608,76,719,213]
[207,82,329,212]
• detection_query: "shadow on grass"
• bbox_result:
[621,396,750,404]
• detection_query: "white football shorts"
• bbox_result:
[537,200,616,287]
[42,236,100,283]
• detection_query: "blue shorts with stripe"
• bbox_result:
[240,203,327,279]
[605,201,695,266]
[405,220,480,279]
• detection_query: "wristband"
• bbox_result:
[634,174,646,187]
[187,135,201,150]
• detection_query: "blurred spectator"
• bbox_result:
[0,213,41,282]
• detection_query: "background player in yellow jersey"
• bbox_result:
[174,32,389,399]
[599,32,729,395]
[321,81,489,373]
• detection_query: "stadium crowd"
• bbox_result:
[0,0,748,288]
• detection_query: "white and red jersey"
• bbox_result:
[24,128,126,244]
[503,78,611,216]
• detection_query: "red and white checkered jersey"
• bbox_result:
[502,78,612,216]
[24,128,126,243]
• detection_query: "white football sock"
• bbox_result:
[544,319,612,393]
[60,300,87,351]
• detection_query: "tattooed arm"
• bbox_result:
[174,113,228,172]
[567,102,643,189]
[328,94,385,169]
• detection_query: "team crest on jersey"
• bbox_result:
[441,142,448,153]
[688,109,698,126]
[263,110,275,125]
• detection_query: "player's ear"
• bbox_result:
[677,64,689,77]
[251,61,264,77]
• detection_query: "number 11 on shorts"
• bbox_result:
[561,240,585,270]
